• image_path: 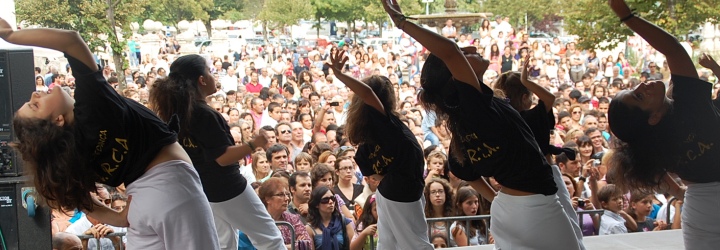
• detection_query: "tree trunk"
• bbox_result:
[316,16,321,38]
[205,19,213,38]
[106,0,126,91]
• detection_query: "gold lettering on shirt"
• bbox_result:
[367,145,393,174]
[94,130,108,155]
[182,138,197,148]
[460,132,501,165]
[97,137,129,179]
[101,163,119,175]
[686,141,714,161]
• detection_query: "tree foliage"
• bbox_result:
[563,0,720,50]
[258,0,313,29]
[16,0,148,87]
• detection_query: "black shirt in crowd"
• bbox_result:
[668,74,720,183]
[501,55,513,73]
[181,103,248,202]
[68,55,177,187]
[333,184,364,210]
[354,107,425,202]
[446,80,557,195]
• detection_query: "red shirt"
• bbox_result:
[246,82,263,94]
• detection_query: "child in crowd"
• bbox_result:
[627,190,667,232]
[598,184,636,235]
[424,151,448,184]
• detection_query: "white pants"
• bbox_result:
[126,160,220,250]
[375,191,434,250]
[210,182,285,250]
[550,165,586,250]
[490,192,580,250]
[683,182,720,250]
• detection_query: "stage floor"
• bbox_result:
[456,230,683,250]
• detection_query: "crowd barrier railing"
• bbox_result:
[76,232,126,250]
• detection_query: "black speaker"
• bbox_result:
[0,48,35,177]
[0,177,52,250]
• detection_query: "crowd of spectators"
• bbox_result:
[42,16,708,249]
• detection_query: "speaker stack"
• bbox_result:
[0,47,52,249]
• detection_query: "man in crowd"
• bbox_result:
[288,172,313,224]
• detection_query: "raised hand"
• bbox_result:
[253,133,269,150]
[521,54,532,82]
[381,0,405,27]
[699,53,719,70]
[608,0,632,18]
[327,48,349,74]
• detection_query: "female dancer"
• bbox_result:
[381,1,580,249]
[150,54,284,250]
[606,0,718,248]
[327,43,433,248]
[4,22,219,249]
[493,58,585,248]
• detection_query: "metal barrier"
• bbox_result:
[577,209,605,235]
[74,222,298,250]
[275,221,296,250]
[426,215,492,246]
[76,232,126,250]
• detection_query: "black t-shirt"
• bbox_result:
[68,55,177,187]
[354,107,425,202]
[333,184,363,210]
[181,103,247,202]
[668,74,720,183]
[501,55,513,73]
[222,62,232,71]
[446,80,557,195]
[519,101,555,156]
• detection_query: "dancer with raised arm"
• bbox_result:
[2,19,219,249]
[606,0,719,249]
[381,1,581,249]
[326,47,433,249]
[149,55,286,250]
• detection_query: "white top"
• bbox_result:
[599,210,628,235]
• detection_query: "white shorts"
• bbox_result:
[683,182,720,250]
[210,182,285,250]
[375,190,434,250]
[490,192,580,250]
[550,165,586,250]
[126,160,220,250]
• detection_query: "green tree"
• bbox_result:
[16,0,148,89]
[564,0,720,50]
[258,0,313,40]
[138,0,212,28]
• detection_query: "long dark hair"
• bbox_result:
[419,53,473,162]
[493,71,529,111]
[356,194,378,232]
[453,186,486,238]
[607,93,677,191]
[345,75,397,145]
[11,117,96,211]
[307,185,342,228]
[149,55,208,137]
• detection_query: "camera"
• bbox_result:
[329,102,340,106]
[593,159,601,167]
[578,199,585,208]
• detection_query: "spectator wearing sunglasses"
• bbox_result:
[275,122,293,151]
[306,186,355,250]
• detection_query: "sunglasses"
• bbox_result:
[320,196,336,204]
[572,111,582,114]
[280,130,291,134]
